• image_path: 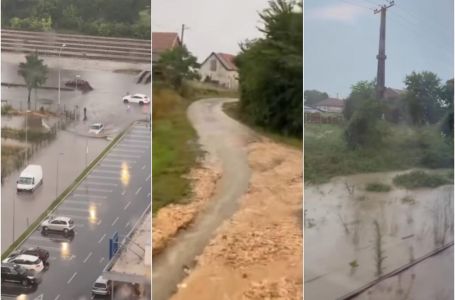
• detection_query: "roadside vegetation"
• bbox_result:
[1,0,150,39]
[366,182,391,192]
[235,0,302,138]
[393,171,451,189]
[305,73,453,183]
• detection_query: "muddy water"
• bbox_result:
[304,170,454,300]
[152,98,254,300]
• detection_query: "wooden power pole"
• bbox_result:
[181,24,189,45]
[374,1,394,100]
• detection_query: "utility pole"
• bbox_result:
[180,24,189,45]
[374,1,394,100]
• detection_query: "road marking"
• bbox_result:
[147,192,151,198]
[98,234,106,244]
[57,207,90,213]
[54,295,61,300]
[146,174,151,182]
[107,153,141,159]
[92,169,119,175]
[64,199,101,206]
[125,221,130,228]
[112,148,144,154]
[33,294,44,300]
[99,257,105,264]
[67,272,77,284]
[123,139,149,144]
[72,193,106,199]
[124,201,131,210]
[121,190,126,196]
[117,144,148,150]
[104,158,136,163]
[22,244,62,252]
[83,182,118,187]
[112,217,119,226]
[83,252,93,263]
[76,187,112,193]
[135,186,142,195]
[141,165,146,170]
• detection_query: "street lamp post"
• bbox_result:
[56,152,64,197]
[12,195,15,243]
[58,43,66,111]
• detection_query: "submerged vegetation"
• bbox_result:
[366,182,391,192]
[393,171,451,189]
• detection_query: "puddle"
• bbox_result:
[304,170,454,299]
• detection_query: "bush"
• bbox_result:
[1,105,14,115]
[393,170,450,189]
[366,182,391,192]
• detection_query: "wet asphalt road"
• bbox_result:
[1,123,151,300]
[152,98,253,300]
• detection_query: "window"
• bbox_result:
[18,177,33,185]
[210,59,217,71]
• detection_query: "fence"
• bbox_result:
[304,112,343,124]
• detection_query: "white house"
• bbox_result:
[199,52,238,89]
[314,98,345,113]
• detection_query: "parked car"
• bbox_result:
[89,123,104,135]
[10,247,50,265]
[41,216,75,235]
[92,276,112,296]
[122,93,150,105]
[17,165,43,192]
[3,254,44,274]
[1,263,38,286]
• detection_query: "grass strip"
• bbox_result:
[1,123,134,259]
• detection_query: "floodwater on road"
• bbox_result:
[152,98,255,300]
[304,170,454,300]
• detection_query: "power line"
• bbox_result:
[339,0,375,11]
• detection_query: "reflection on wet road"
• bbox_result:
[304,170,454,300]
[152,98,254,300]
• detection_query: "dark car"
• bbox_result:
[1,263,37,286]
[11,247,50,265]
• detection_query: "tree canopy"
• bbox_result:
[18,52,48,110]
[1,0,150,39]
[304,90,328,106]
[236,0,302,137]
[157,46,199,89]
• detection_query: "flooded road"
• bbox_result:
[304,170,454,300]
[152,98,254,300]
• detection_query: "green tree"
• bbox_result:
[343,80,376,120]
[157,46,199,89]
[236,0,302,136]
[18,52,49,110]
[304,90,328,106]
[440,79,454,139]
[404,71,444,125]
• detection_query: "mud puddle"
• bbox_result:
[304,170,454,300]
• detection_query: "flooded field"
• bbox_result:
[304,169,454,300]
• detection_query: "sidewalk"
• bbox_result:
[1,129,108,249]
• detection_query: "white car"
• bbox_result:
[122,93,150,105]
[3,254,44,273]
[89,123,104,135]
[41,216,75,234]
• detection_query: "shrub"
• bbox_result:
[366,182,391,192]
[393,171,450,189]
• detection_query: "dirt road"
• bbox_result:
[152,98,303,300]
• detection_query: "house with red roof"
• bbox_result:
[152,32,181,64]
[314,98,345,113]
[199,52,239,89]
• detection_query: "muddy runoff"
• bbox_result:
[305,170,454,300]
[152,98,254,300]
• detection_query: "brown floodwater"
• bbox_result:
[304,169,454,300]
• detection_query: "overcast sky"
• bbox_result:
[152,0,270,62]
[305,0,454,97]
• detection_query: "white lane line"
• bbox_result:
[141,165,146,170]
[83,252,93,263]
[72,193,106,199]
[121,190,126,196]
[54,294,61,300]
[76,187,112,193]
[57,207,90,213]
[145,174,151,182]
[107,153,141,159]
[64,200,101,206]
[92,169,119,175]
[111,148,144,154]
[82,182,118,187]
[147,192,151,198]
[122,139,149,144]
[99,257,105,264]
[112,217,119,226]
[117,145,148,150]
[125,221,130,228]
[67,272,77,284]
[98,234,106,244]
[124,201,131,210]
[135,186,142,195]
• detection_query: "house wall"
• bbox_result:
[199,54,238,90]
[315,105,343,113]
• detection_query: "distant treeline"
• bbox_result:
[236,0,303,138]
[1,0,150,39]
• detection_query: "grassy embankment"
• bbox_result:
[152,81,238,213]
[305,123,453,184]
[223,102,302,149]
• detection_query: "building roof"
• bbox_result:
[201,52,238,71]
[152,32,181,62]
[384,87,405,99]
[314,98,344,108]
